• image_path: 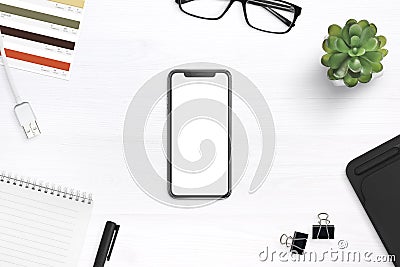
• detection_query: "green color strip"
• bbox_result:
[0,3,80,29]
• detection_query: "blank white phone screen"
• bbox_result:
[170,72,230,197]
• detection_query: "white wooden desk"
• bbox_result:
[1,0,399,266]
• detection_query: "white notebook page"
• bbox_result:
[0,178,92,267]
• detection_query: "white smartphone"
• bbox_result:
[167,69,232,198]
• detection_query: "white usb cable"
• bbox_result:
[0,29,40,139]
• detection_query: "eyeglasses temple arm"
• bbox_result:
[176,0,293,9]
[247,0,294,27]
[175,0,195,4]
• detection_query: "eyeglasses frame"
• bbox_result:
[176,0,302,34]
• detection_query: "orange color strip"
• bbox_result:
[2,49,70,71]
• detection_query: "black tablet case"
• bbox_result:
[346,135,400,267]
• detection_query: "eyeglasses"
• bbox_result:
[176,0,302,34]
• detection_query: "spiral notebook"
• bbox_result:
[0,173,93,267]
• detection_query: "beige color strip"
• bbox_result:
[49,0,85,9]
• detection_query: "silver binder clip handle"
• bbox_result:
[280,234,293,247]
[317,212,330,239]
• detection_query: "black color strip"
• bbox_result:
[0,26,75,50]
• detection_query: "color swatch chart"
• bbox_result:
[0,0,86,79]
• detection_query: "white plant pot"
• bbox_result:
[330,71,384,87]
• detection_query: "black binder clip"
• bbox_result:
[280,232,308,255]
[312,213,335,239]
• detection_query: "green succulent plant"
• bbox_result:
[322,19,388,87]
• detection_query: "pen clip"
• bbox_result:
[106,224,120,261]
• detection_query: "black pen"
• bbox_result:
[93,221,120,267]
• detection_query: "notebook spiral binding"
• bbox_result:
[0,172,92,204]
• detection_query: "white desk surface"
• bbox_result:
[1,0,399,266]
